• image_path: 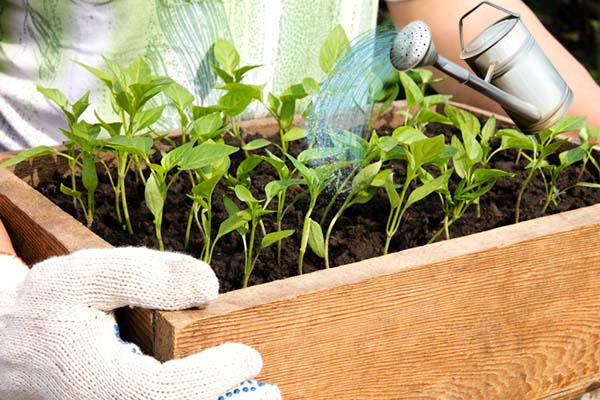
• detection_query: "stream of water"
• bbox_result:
[305,25,399,161]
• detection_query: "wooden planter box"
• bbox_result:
[1,103,599,399]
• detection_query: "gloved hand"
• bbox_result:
[0,247,281,400]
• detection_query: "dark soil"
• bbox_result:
[36,117,600,293]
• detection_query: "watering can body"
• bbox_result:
[459,3,573,132]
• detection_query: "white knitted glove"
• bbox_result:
[0,248,281,400]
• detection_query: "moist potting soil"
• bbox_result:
[36,116,600,292]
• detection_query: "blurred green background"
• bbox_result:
[378,0,600,82]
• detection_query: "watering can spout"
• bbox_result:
[434,56,542,122]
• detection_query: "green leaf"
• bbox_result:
[0,146,60,168]
[399,71,423,107]
[214,39,240,74]
[279,99,296,129]
[192,175,221,200]
[179,143,238,170]
[124,57,152,84]
[237,156,263,179]
[423,94,452,108]
[559,146,585,167]
[352,187,378,205]
[242,138,271,151]
[234,185,258,204]
[576,182,600,189]
[411,135,446,167]
[265,179,304,203]
[444,104,482,163]
[267,93,280,112]
[416,108,452,125]
[134,105,165,132]
[144,174,165,219]
[261,229,295,248]
[60,183,82,199]
[472,168,513,182]
[496,129,537,152]
[287,154,317,189]
[106,136,153,158]
[384,173,400,208]
[165,82,194,111]
[210,63,234,84]
[81,152,98,192]
[405,172,449,208]
[540,138,568,159]
[451,135,468,179]
[218,83,264,116]
[319,24,351,75]
[283,127,307,142]
[378,136,399,153]
[351,161,382,194]
[281,83,308,100]
[307,218,325,258]
[444,104,480,134]
[75,61,115,88]
[302,77,320,95]
[550,115,586,135]
[376,83,400,118]
[481,115,496,145]
[223,195,240,216]
[234,64,262,81]
[216,214,248,241]
[36,85,69,110]
[192,113,223,139]
[392,126,427,145]
[72,91,91,120]
[298,147,341,163]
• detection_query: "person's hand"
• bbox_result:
[0,247,281,400]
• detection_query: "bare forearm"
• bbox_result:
[386,0,600,126]
[0,219,16,256]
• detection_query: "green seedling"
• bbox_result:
[324,161,381,268]
[79,57,173,233]
[496,115,586,222]
[382,130,450,254]
[1,87,100,227]
[287,152,347,274]
[229,185,294,288]
[398,70,451,130]
[211,39,263,151]
[430,133,512,243]
[575,124,600,182]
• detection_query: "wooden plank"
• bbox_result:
[155,204,600,399]
[0,168,110,264]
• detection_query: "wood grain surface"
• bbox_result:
[155,204,600,400]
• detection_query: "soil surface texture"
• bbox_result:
[37,117,600,292]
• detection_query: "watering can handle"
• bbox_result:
[459,1,520,52]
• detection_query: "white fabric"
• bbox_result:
[0,247,281,400]
[0,0,378,150]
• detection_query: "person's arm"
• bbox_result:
[385,0,600,126]
[0,218,16,256]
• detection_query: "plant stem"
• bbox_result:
[118,154,133,234]
[298,196,317,275]
[324,202,348,269]
[383,173,413,255]
[184,205,195,252]
[242,218,258,288]
[155,211,164,250]
[515,167,536,224]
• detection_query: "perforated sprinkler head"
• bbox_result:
[390,20,438,71]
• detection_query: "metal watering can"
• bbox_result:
[389,1,573,132]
